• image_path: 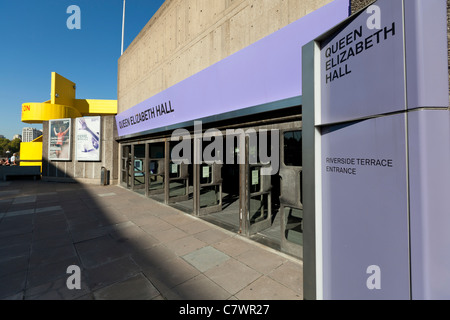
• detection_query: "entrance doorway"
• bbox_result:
[119,118,303,259]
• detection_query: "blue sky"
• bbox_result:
[0,0,165,140]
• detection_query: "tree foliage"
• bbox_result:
[0,138,21,157]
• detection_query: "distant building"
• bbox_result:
[0,135,5,139]
[13,134,22,141]
[22,127,42,142]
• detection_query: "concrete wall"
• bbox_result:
[118,0,335,114]
[42,116,118,184]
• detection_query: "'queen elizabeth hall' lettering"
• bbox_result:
[323,22,396,84]
[118,101,174,129]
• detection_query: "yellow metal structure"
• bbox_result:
[20,72,118,173]
[19,136,43,171]
[21,72,117,124]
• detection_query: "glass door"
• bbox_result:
[241,133,273,236]
[121,145,132,188]
[193,136,223,216]
[133,144,146,195]
[167,140,189,203]
[148,142,165,196]
[279,130,303,258]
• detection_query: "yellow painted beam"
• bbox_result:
[74,99,118,115]
[22,102,82,124]
[31,135,43,143]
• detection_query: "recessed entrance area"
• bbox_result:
[118,107,303,259]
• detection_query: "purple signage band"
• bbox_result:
[116,0,350,138]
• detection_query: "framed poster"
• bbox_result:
[49,118,72,161]
[76,116,101,161]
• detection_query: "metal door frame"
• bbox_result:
[279,128,303,258]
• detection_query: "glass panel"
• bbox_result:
[149,160,160,175]
[149,143,164,159]
[149,175,164,191]
[122,145,130,159]
[134,160,145,188]
[134,145,146,190]
[122,146,130,183]
[284,207,303,245]
[284,131,302,167]
[249,193,269,225]
[200,185,220,208]
[169,180,187,198]
[200,165,212,184]
[134,144,146,158]
[249,167,261,193]
[169,162,180,178]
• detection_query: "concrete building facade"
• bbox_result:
[118,0,337,113]
[115,0,352,261]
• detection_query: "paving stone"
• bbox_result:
[0,270,28,299]
[182,246,230,273]
[164,235,207,256]
[75,235,128,268]
[130,245,178,270]
[0,243,31,262]
[4,209,34,218]
[25,276,90,300]
[29,244,77,268]
[268,261,303,295]
[235,248,286,275]
[26,256,82,289]
[142,257,201,289]
[0,232,33,250]
[85,256,142,291]
[35,205,63,214]
[139,216,173,232]
[212,237,256,258]
[172,274,231,300]
[204,258,262,295]
[3,292,24,300]
[177,221,212,235]
[0,255,29,277]
[193,228,231,245]
[13,195,37,204]
[93,273,160,300]
[97,193,117,197]
[151,226,189,243]
[234,276,302,300]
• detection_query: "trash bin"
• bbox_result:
[100,166,108,186]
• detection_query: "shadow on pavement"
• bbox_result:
[0,172,303,301]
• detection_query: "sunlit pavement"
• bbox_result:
[0,179,302,300]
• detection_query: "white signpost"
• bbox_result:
[302,0,450,300]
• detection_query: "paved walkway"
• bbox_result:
[0,179,302,300]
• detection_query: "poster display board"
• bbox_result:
[75,116,101,161]
[49,118,71,161]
